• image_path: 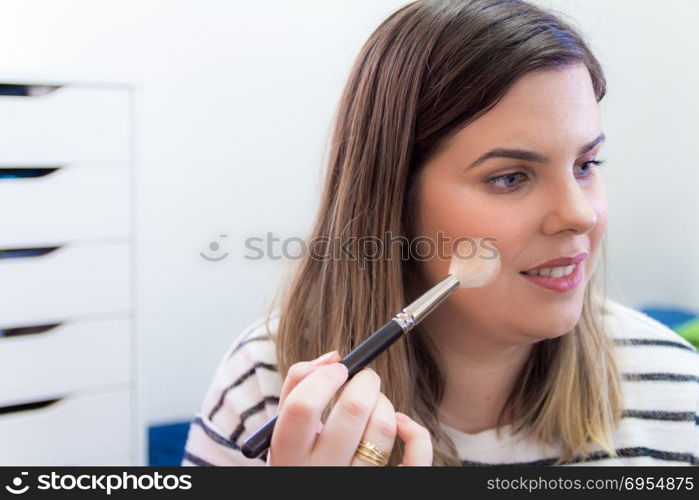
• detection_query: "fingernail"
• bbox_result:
[395,412,410,423]
[311,350,339,366]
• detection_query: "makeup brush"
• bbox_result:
[240,239,501,459]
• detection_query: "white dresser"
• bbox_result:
[0,81,139,465]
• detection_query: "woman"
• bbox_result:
[182,0,699,466]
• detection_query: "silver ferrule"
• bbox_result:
[393,311,415,333]
[400,274,459,329]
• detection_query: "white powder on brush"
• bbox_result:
[448,238,501,288]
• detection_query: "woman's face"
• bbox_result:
[414,63,607,343]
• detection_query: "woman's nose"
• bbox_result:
[540,174,599,236]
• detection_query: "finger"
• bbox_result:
[396,412,433,466]
[271,362,348,463]
[278,352,340,436]
[350,393,396,466]
[313,367,381,464]
[278,351,340,408]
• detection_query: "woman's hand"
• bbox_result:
[267,351,433,466]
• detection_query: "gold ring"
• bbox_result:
[354,439,389,466]
[359,439,390,461]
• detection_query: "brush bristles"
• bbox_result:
[448,239,501,288]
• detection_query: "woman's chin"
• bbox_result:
[522,306,583,340]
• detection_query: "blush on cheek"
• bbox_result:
[590,199,608,232]
[587,186,608,219]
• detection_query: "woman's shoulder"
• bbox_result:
[603,298,698,351]
[221,313,280,364]
[181,314,283,466]
[601,299,699,465]
[183,314,283,465]
[603,297,698,400]
[603,297,698,388]
[213,312,283,408]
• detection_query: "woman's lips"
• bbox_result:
[519,261,584,292]
[523,252,588,272]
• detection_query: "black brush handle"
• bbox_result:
[340,319,405,377]
[240,319,405,459]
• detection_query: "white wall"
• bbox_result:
[0,0,696,427]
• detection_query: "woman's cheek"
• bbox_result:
[589,175,608,224]
[588,192,608,237]
[583,192,608,274]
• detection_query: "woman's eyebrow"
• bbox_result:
[465,132,606,170]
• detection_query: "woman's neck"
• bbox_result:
[423,305,533,435]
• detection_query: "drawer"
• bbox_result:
[0,85,130,164]
[0,166,130,248]
[0,243,130,326]
[0,388,131,465]
[0,317,131,406]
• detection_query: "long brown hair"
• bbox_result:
[267,0,622,465]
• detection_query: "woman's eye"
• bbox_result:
[485,159,605,193]
[575,159,605,178]
[486,172,528,192]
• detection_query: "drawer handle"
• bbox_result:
[0,398,62,416]
[0,246,61,260]
[0,83,61,97]
[0,167,61,179]
[0,322,62,339]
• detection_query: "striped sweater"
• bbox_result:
[181,299,699,466]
